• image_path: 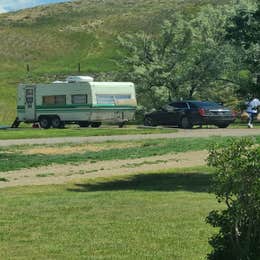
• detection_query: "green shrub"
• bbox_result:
[206,138,260,260]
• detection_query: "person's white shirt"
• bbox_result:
[246,98,260,113]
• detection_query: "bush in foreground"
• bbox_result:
[206,138,260,260]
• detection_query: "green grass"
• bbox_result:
[0,126,176,140]
[1,136,259,172]
[0,0,231,121]
[0,167,221,259]
[229,121,260,128]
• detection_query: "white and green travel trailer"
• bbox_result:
[14,76,137,128]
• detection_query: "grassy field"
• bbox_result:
[0,0,230,122]
[0,126,176,140]
[1,136,259,172]
[0,167,222,259]
[0,134,245,259]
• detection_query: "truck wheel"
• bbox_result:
[51,116,62,128]
[144,116,156,126]
[216,123,229,128]
[91,122,102,128]
[39,117,51,129]
[180,117,193,129]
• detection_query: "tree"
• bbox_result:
[225,2,260,97]
[118,15,192,109]
[206,138,260,260]
[118,5,233,109]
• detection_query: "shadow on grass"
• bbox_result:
[68,172,212,193]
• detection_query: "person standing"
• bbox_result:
[246,97,260,128]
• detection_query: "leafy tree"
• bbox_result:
[118,15,191,109]
[206,138,260,260]
[226,2,260,48]
[118,5,234,109]
[225,2,260,97]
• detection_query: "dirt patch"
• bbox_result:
[0,150,208,188]
[21,142,141,155]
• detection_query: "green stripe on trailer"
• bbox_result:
[36,108,136,113]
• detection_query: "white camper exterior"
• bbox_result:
[16,78,137,128]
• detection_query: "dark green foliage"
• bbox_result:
[118,5,238,109]
[225,3,260,97]
[206,138,260,260]
[226,4,260,48]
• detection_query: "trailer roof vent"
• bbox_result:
[66,76,94,83]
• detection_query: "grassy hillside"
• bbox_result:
[0,0,229,122]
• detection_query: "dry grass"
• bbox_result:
[23,142,142,155]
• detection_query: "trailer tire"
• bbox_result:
[39,117,51,129]
[51,116,63,128]
[118,122,125,128]
[91,122,102,128]
[78,121,90,128]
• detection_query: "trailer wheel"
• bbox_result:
[91,122,102,128]
[39,117,51,129]
[51,116,63,128]
[78,121,90,128]
[118,122,125,128]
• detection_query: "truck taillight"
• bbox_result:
[198,108,206,116]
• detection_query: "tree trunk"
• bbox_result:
[189,85,196,99]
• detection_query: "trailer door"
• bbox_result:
[24,86,36,121]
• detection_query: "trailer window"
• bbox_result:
[43,95,66,105]
[115,95,131,100]
[96,95,114,104]
[96,94,131,104]
[72,95,88,104]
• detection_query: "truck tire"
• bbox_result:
[180,117,193,129]
[39,117,51,129]
[144,116,156,126]
[216,123,230,128]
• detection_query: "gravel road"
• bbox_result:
[0,128,260,147]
